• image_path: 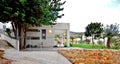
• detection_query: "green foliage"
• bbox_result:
[0,0,66,25]
[5,28,11,36]
[0,0,66,49]
[104,23,120,48]
[71,43,107,49]
[55,34,60,38]
[104,23,120,37]
[97,40,103,45]
[85,39,90,44]
[112,43,120,49]
[85,22,103,38]
[53,45,58,47]
[111,38,120,49]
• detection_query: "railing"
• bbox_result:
[0,33,19,50]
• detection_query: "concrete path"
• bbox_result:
[0,39,71,64]
[4,48,71,64]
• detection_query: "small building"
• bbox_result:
[26,23,70,48]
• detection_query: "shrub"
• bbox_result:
[97,40,103,45]
[112,42,120,49]
[33,45,37,48]
[53,45,57,47]
[111,38,120,49]
[85,39,90,44]
[64,44,67,47]
[26,44,30,48]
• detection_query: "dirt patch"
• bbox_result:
[0,57,12,64]
[58,49,120,64]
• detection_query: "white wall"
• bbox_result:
[26,26,54,47]
[0,22,12,29]
[0,34,18,49]
[0,22,3,29]
[26,23,70,47]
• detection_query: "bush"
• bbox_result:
[33,45,37,48]
[85,39,90,44]
[112,42,120,49]
[111,38,120,49]
[97,40,103,45]
[26,44,33,48]
[5,28,11,37]
[64,44,67,47]
[53,45,57,47]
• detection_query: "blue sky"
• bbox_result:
[57,0,120,32]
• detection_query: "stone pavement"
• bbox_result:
[0,39,72,64]
[4,48,72,64]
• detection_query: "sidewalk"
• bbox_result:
[4,48,72,64]
[0,39,71,64]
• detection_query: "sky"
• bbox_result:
[57,0,120,32]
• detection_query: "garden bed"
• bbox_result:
[58,49,120,64]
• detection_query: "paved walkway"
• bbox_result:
[0,39,72,64]
[4,48,71,64]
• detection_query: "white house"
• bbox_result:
[26,23,70,48]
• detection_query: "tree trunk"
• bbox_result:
[18,24,23,49]
[11,22,17,39]
[107,37,111,48]
[92,35,94,45]
[92,35,94,48]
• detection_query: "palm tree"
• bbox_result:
[104,23,120,48]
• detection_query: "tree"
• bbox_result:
[0,0,66,49]
[104,23,120,48]
[70,35,75,44]
[85,22,103,45]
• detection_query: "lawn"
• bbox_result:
[71,43,107,49]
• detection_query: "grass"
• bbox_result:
[71,43,107,49]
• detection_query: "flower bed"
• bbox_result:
[58,49,120,64]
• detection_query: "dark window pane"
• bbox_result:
[42,29,46,39]
[27,36,40,40]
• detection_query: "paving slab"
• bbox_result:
[4,48,72,64]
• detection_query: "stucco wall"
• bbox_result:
[26,26,54,47]
[26,23,70,47]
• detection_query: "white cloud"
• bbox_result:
[57,0,120,32]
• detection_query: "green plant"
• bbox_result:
[111,38,120,49]
[26,44,30,48]
[5,28,11,37]
[26,44,33,48]
[53,45,57,47]
[71,43,107,49]
[97,40,103,45]
[33,45,37,48]
[64,44,67,47]
[85,39,90,44]
[112,43,120,49]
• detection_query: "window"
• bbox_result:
[27,36,40,40]
[42,29,46,39]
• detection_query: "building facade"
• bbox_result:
[26,23,70,48]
